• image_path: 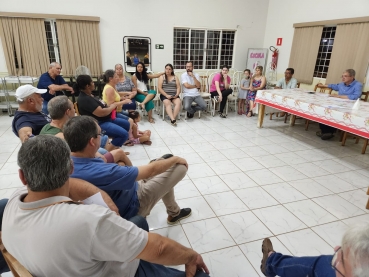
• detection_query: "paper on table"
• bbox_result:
[321,104,345,109]
[82,192,109,208]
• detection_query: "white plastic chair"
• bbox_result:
[4,76,21,115]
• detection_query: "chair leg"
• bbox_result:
[341,132,348,146]
[355,137,360,144]
[284,113,288,123]
[269,113,273,120]
[362,139,368,154]
[305,120,310,131]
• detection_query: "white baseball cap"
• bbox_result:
[15,85,47,101]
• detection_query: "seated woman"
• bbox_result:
[75,74,130,150]
[209,65,233,118]
[158,63,181,125]
[115,63,137,113]
[131,62,163,123]
[247,65,266,117]
[102,69,133,122]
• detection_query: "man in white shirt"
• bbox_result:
[181,61,207,118]
[275,68,297,89]
[2,135,210,277]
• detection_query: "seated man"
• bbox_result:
[40,95,130,166]
[11,84,50,142]
[37,62,74,114]
[2,136,209,277]
[260,223,369,277]
[181,61,207,118]
[316,69,363,140]
[64,116,191,223]
[275,68,297,89]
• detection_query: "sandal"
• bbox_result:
[125,152,130,155]
[246,111,252,117]
[142,140,152,146]
[149,118,155,123]
[171,119,177,126]
[123,141,134,146]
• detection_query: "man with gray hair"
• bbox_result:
[11,84,50,143]
[260,223,369,277]
[37,62,74,114]
[2,135,209,277]
[316,69,363,140]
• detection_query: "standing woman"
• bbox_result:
[115,64,137,112]
[75,75,130,151]
[247,65,266,117]
[158,63,181,126]
[209,65,233,118]
[132,62,163,123]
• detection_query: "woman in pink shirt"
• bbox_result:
[210,65,233,118]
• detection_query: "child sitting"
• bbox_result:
[127,111,152,145]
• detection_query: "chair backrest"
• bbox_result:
[314,84,332,94]
[74,102,80,115]
[0,233,33,277]
[232,71,244,93]
[296,82,301,88]
[207,72,218,93]
[18,76,38,85]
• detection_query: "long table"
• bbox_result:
[255,88,369,140]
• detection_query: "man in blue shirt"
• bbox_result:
[37,62,74,114]
[316,69,363,140]
[64,116,192,224]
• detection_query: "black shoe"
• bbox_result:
[187,112,194,118]
[149,154,174,163]
[321,133,334,140]
[167,208,192,225]
[261,238,274,276]
[219,113,226,118]
[316,131,322,137]
[171,119,177,126]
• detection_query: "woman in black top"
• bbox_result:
[75,75,130,149]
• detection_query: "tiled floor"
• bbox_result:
[1,110,369,277]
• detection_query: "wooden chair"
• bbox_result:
[74,102,80,116]
[361,91,369,102]
[0,232,32,277]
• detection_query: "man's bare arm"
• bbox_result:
[49,84,73,92]
[137,233,209,276]
[68,178,119,215]
[136,156,188,181]
[18,127,33,143]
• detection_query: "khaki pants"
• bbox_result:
[137,163,187,217]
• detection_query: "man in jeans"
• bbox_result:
[181,61,207,118]
[260,223,369,277]
[64,116,192,224]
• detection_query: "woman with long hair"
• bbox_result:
[209,65,233,118]
[131,62,163,123]
[75,74,130,150]
[247,65,266,117]
[157,63,181,125]
[115,64,137,113]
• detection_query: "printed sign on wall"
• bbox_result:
[246,48,269,74]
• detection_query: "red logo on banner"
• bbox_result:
[277,38,282,46]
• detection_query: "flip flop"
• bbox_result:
[142,141,152,146]
[123,141,134,146]
[149,118,155,123]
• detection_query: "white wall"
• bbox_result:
[263,0,369,90]
[0,0,269,74]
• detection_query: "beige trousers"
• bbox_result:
[137,163,187,217]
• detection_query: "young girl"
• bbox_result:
[247,66,266,117]
[127,111,152,145]
[238,69,251,115]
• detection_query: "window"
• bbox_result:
[313,26,336,78]
[44,20,61,64]
[173,28,235,70]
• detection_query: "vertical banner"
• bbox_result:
[246,48,268,74]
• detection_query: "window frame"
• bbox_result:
[44,19,61,64]
[313,26,336,79]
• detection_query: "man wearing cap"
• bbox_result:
[12,85,50,143]
[37,62,74,114]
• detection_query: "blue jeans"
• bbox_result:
[135,260,209,277]
[117,112,129,120]
[99,118,130,147]
[128,215,149,232]
[42,100,49,114]
[266,252,335,277]
[123,99,137,111]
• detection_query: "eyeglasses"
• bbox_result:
[331,247,345,277]
[95,130,106,137]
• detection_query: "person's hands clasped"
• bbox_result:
[185,253,209,277]
[166,95,173,100]
[122,99,132,105]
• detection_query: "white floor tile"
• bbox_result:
[207,160,241,175]
[177,196,216,224]
[202,246,259,277]
[246,168,283,186]
[174,179,201,200]
[187,163,216,179]
[338,190,369,211]
[288,178,334,198]
[284,199,338,227]
[204,191,248,216]
[274,152,308,165]
[182,218,235,253]
[152,225,191,248]
[230,157,265,172]
[252,205,307,235]
[277,228,332,256]
[219,211,273,244]
[263,183,307,204]
[219,172,258,190]
[197,150,227,162]
[235,187,279,209]
[292,162,330,178]
[311,221,349,247]
[334,171,368,189]
[269,165,308,182]
[313,175,357,193]
[313,159,353,174]
[342,214,369,225]
[312,195,366,219]
[192,176,230,195]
